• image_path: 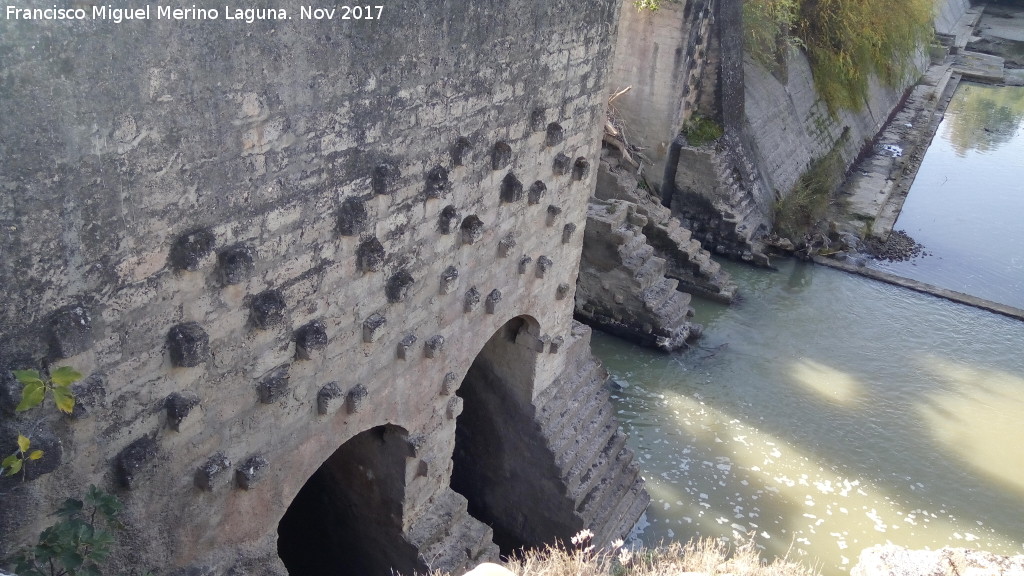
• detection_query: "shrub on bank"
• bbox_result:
[744,0,933,112]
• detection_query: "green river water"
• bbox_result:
[595,259,1024,574]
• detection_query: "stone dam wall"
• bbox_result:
[0,1,651,574]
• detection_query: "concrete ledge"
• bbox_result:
[812,256,1024,322]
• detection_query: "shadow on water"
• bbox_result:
[596,259,1024,574]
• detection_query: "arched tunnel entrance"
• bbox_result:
[277,424,425,576]
[450,316,581,556]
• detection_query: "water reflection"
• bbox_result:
[596,260,1024,575]
[946,84,1024,156]
[871,82,1024,308]
[789,359,862,405]
[917,358,1024,496]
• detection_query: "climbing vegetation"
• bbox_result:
[682,114,724,146]
[8,485,126,576]
[773,139,846,239]
[2,366,80,479]
[632,0,680,12]
[743,0,934,112]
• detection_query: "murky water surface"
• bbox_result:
[595,260,1024,575]
[870,82,1024,308]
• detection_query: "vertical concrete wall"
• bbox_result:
[0,1,646,573]
[608,0,717,188]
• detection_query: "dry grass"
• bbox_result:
[465,532,819,576]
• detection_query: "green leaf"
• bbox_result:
[52,384,76,414]
[5,459,23,475]
[28,449,44,460]
[50,366,83,386]
[2,453,20,468]
[12,369,43,385]
[17,434,31,452]
[57,498,85,519]
[59,549,84,571]
[16,381,45,412]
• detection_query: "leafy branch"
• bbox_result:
[2,366,81,479]
[8,485,123,576]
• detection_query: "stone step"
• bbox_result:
[631,255,666,285]
[562,420,618,496]
[573,430,629,504]
[620,241,656,272]
[591,464,643,543]
[596,475,650,545]
[552,386,612,461]
[541,378,605,449]
[538,358,606,436]
[551,385,616,466]
[640,277,680,312]
[578,449,637,528]
[648,291,693,325]
[406,488,470,551]
[420,513,497,574]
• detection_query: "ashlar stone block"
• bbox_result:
[169,228,215,271]
[440,266,459,294]
[486,290,502,314]
[317,382,344,415]
[528,181,547,205]
[464,287,481,313]
[424,335,445,358]
[439,205,460,235]
[460,216,484,245]
[500,173,523,203]
[357,238,386,273]
[235,455,268,490]
[116,436,158,490]
[250,290,286,329]
[168,322,209,367]
[362,313,387,343]
[257,366,290,404]
[294,320,328,360]
[536,255,553,278]
[553,153,572,176]
[218,244,255,285]
[166,392,200,432]
[347,384,368,414]
[424,166,450,199]
[386,270,415,303]
[195,452,232,491]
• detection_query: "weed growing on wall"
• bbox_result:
[743,0,801,72]
[7,485,126,576]
[682,114,724,146]
[743,0,934,112]
[2,366,80,479]
[632,0,680,12]
[774,140,845,239]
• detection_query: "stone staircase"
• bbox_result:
[533,323,650,545]
[576,198,700,350]
[594,158,738,304]
[408,488,499,574]
[704,150,772,266]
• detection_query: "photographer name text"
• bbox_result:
[5,4,383,23]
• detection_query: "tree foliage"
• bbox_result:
[744,0,934,111]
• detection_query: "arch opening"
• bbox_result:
[277,424,425,576]
[450,316,581,556]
